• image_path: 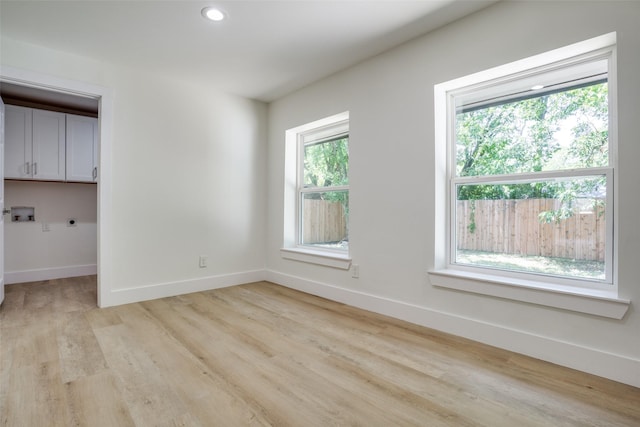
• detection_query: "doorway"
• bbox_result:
[0,68,111,307]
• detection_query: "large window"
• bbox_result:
[431,34,628,318]
[453,68,611,285]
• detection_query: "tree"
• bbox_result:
[303,136,349,206]
[304,137,349,188]
[455,82,608,222]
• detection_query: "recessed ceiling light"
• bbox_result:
[531,84,545,90]
[202,7,225,22]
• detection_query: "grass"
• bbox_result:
[456,249,605,280]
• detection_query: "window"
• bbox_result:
[431,34,629,319]
[300,128,349,250]
[453,63,611,285]
[282,112,351,269]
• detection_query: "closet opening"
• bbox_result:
[0,81,100,305]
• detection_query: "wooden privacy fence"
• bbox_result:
[457,199,606,261]
[303,199,347,244]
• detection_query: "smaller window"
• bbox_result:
[282,112,351,268]
[298,122,349,251]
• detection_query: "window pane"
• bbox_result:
[304,137,349,187]
[455,177,606,280]
[456,82,608,177]
[301,191,349,250]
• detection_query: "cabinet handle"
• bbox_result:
[25,162,30,175]
[92,166,98,181]
[33,162,38,176]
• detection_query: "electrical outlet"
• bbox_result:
[351,264,360,278]
[199,255,208,268]
[42,223,50,232]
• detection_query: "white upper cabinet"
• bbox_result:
[32,109,66,181]
[66,114,98,182]
[5,105,32,179]
[5,105,97,183]
[5,105,65,181]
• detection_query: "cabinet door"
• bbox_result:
[32,109,66,181]
[4,105,32,179]
[66,114,98,182]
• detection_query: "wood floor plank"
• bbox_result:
[92,321,190,426]
[0,284,25,322]
[316,290,639,425]
[126,299,275,426]
[6,319,60,369]
[199,285,540,426]
[1,277,639,427]
[57,310,109,383]
[1,360,72,426]
[170,292,452,426]
[139,297,340,426]
[83,305,123,329]
[65,371,136,427]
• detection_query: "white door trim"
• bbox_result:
[0,96,5,305]
[0,65,113,307]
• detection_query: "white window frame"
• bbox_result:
[281,112,352,269]
[429,33,630,319]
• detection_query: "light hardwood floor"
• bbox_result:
[1,276,639,426]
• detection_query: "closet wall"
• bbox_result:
[4,180,97,283]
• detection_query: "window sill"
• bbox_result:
[280,247,352,270]
[428,269,630,319]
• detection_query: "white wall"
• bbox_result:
[266,1,640,387]
[4,181,97,283]
[1,36,268,304]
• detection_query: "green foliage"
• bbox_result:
[537,202,575,224]
[456,82,608,222]
[468,200,476,233]
[304,137,349,188]
[303,136,349,209]
[457,83,608,182]
[537,176,606,223]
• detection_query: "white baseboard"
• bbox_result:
[101,269,265,307]
[265,269,640,389]
[5,264,97,284]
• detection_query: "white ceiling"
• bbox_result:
[0,0,497,102]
